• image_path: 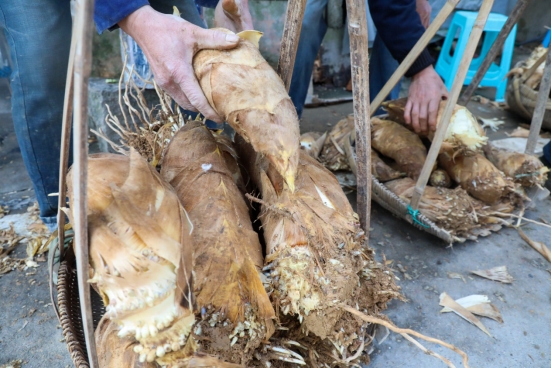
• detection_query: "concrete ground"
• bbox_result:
[0,77,550,367]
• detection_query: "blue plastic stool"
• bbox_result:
[435,11,517,102]
[543,29,550,48]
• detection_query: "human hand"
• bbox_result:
[119,6,241,123]
[215,0,254,32]
[416,0,431,28]
[404,66,448,134]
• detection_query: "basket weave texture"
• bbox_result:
[58,261,106,368]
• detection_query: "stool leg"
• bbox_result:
[459,0,530,105]
[447,19,474,90]
[495,25,517,102]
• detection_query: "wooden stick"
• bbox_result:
[277,0,307,91]
[345,0,371,240]
[410,0,495,212]
[525,48,551,155]
[340,304,470,368]
[72,0,98,366]
[370,0,460,115]
[458,0,530,105]
[50,14,78,322]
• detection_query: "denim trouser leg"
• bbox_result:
[0,0,72,229]
[369,32,401,115]
[289,0,329,119]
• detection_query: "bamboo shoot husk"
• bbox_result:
[67,150,196,363]
[300,131,327,159]
[483,143,549,187]
[235,135,400,365]
[371,149,405,182]
[438,149,515,204]
[383,98,488,152]
[371,117,429,180]
[193,28,300,191]
[161,122,276,365]
[319,115,354,171]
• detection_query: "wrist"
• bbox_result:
[119,5,157,38]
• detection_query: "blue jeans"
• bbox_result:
[289,0,400,118]
[0,0,72,230]
[0,0,205,231]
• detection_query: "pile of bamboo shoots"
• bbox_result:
[66,29,405,367]
[306,98,546,242]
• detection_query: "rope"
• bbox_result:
[407,205,429,228]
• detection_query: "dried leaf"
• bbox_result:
[518,228,551,262]
[479,117,505,132]
[447,272,466,283]
[506,127,530,138]
[441,295,503,323]
[0,360,23,368]
[471,266,514,283]
[439,292,492,337]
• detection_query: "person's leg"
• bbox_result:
[289,0,329,119]
[369,32,401,115]
[0,0,72,231]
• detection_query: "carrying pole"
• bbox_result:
[344,0,371,238]
[277,0,307,91]
[409,0,495,212]
[525,48,551,155]
[72,0,98,366]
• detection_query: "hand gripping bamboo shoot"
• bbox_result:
[235,136,400,347]
[193,29,300,191]
[67,150,196,364]
[438,149,514,204]
[383,98,488,152]
[483,143,549,187]
[371,118,429,180]
[161,121,276,365]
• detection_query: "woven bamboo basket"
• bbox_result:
[506,62,551,130]
[58,257,105,368]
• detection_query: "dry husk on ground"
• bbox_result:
[483,143,549,187]
[383,98,488,153]
[235,135,401,366]
[160,121,275,365]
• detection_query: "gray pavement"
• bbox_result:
[0,76,550,368]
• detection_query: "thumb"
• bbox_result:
[195,28,240,51]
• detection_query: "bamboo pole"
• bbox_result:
[49,11,78,322]
[277,0,307,91]
[525,48,551,155]
[370,0,460,116]
[72,0,98,366]
[459,0,530,105]
[344,0,371,238]
[409,0,495,212]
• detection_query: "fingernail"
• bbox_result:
[225,34,240,43]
